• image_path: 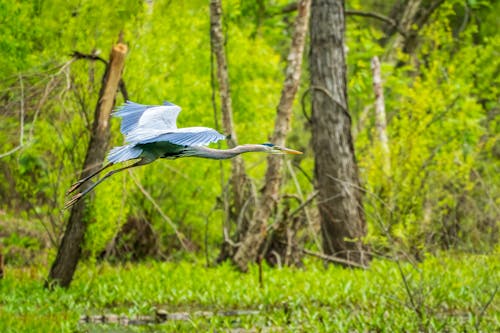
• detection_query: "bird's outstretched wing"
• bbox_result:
[113,101,181,143]
[139,127,226,147]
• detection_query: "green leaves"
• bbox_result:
[1,256,498,332]
[353,2,499,254]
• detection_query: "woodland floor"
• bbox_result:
[0,255,499,332]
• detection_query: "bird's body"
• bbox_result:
[65,101,302,208]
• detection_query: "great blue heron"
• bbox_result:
[65,101,302,208]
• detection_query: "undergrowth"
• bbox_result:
[0,255,498,332]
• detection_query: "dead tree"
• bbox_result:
[47,42,127,288]
[310,0,369,267]
[232,0,311,272]
[371,56,390,174]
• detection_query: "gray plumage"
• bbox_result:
[108,101,226,163]
[64,100,302,209]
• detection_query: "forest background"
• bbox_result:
[0,0,498,332]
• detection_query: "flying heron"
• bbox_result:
[65,101,302,208]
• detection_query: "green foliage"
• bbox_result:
[0,0,293,258]
[0,3,498,332]
[0,0,497,265]
[0,255,498,332]
[352,1,499,254]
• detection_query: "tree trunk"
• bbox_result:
[385,0,422,63]
[209,0,253,262]
[310,0,369,267]
[371,56,390,174]
[232,0,311,272]
[46,43,127,288]
[382,0,445,62]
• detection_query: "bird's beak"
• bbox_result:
[277,146,303,155]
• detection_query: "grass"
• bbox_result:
[0,254,499,332]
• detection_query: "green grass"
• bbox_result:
[1,255,499,332]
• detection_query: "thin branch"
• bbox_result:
[475,286,498,332]
[29,58,76,143]
[118,79,129,101]
[326,174,391,211]
[128,170,189,252]
[271,3,407,37]
[395,259,421,318]
[305,85,351,122]
[286,160,321,248]
[289,190,319,218]
[292,162,313,185]
[300,87,312,124]
[224,227,241,248]
[19,73,25,145]
[0,74,25,159]
[0,144,23,159]
[346,10,407,37]
[71,51,108,65]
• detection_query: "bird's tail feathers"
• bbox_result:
[107,144,142,163]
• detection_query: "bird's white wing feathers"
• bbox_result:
[113,101,181,143]
[114,101,226,147]
[139,127,226,146]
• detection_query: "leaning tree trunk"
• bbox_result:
[310,0,369,267]
[232,0,311,272]
[47,42,127,288]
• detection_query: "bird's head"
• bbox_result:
[260,143,303,155]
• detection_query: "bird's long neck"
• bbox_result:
[187,145,266,160]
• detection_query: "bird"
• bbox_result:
[65,100,302,209]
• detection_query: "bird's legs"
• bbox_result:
[66,162,114,195]
[64,159,147,209]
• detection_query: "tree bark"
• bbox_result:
[232,0,311,272]
[209,0,253,262]
[47,43,127,288]
[385,0,422,62]
[382,0,445,61]
[310,0,369,267]
[371,56,390,174]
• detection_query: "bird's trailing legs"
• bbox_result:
[64,159,147,209]
[66,162,114,195]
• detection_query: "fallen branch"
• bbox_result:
[302,248,369,269]
[79,309,261,325]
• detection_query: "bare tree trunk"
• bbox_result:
[46,43,127,288]
[209,0,237,150]
[386,0,422,59]
[371,56,390,174]
[310,0,369,267]
[382,0,445,61]
[232,0,311,272]
[209,0,253,262]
